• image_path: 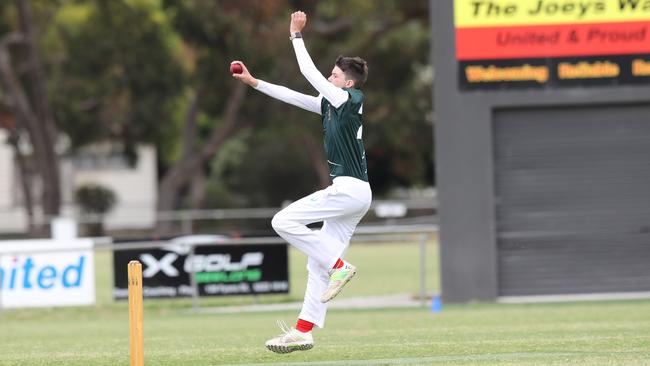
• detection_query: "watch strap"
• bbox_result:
[289,32,302,41]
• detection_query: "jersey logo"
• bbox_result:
[327,160,342,167]
[357,126,363,139]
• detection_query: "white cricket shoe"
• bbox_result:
[265,321,314,354]
[320,261,357,303]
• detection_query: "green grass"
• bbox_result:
[1,301,648,365]
[1,239,649,365]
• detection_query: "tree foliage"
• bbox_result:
[75,183,117,214]
[0,0,63,231]
[50,0,184,162]
[1,0,433,216]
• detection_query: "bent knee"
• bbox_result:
[271,213,289,234]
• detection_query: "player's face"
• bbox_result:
[328,66,353,88]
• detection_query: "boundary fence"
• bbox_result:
[0,224,438,312]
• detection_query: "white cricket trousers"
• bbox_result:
[271,176,372,328]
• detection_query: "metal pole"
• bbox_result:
[419,233,428,307]
[0,253,3,315]
[189,244,200,312]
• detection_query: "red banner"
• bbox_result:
[457,21,650,60]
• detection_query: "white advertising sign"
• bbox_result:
[0,239,95,308]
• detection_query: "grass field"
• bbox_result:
[1,239,649,365]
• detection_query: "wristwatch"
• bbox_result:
[289,32,302,41]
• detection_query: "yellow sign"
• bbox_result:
[455,0,650,27]
[633,58,650,75]
[465,64,550,83]
[557,60,620,78]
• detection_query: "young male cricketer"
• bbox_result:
[231,11,371,354]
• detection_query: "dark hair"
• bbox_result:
[335,55,368,89]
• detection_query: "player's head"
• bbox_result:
[328,55,368,89]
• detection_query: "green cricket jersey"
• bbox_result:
[321,87,368,182]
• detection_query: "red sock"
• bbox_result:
[296,318,314,333]
[332,258,344,269]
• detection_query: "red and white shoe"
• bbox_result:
[265,321,314,354]
[320,261,357,303]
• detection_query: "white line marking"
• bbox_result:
[499,291,650,304]
[222,351,605,366]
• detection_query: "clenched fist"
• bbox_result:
[290,11,307,34]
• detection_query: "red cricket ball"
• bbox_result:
[230,62,243,74]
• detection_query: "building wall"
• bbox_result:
[0,130,13,208]
[0,130,157,233]
[74,146,157,230]
[0,130,27,232]
[431,0,650,302]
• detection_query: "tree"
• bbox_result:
[75,183,117,236]
[47,0,186,234]
[0,108,35,229]
[307,0,434,193]
[0,0,62,234]
[2,0,435,238]
[50,0,185,161]
[210,0,434,204]
[155,0,290,222]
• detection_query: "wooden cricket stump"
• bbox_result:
[128,260,144,366]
